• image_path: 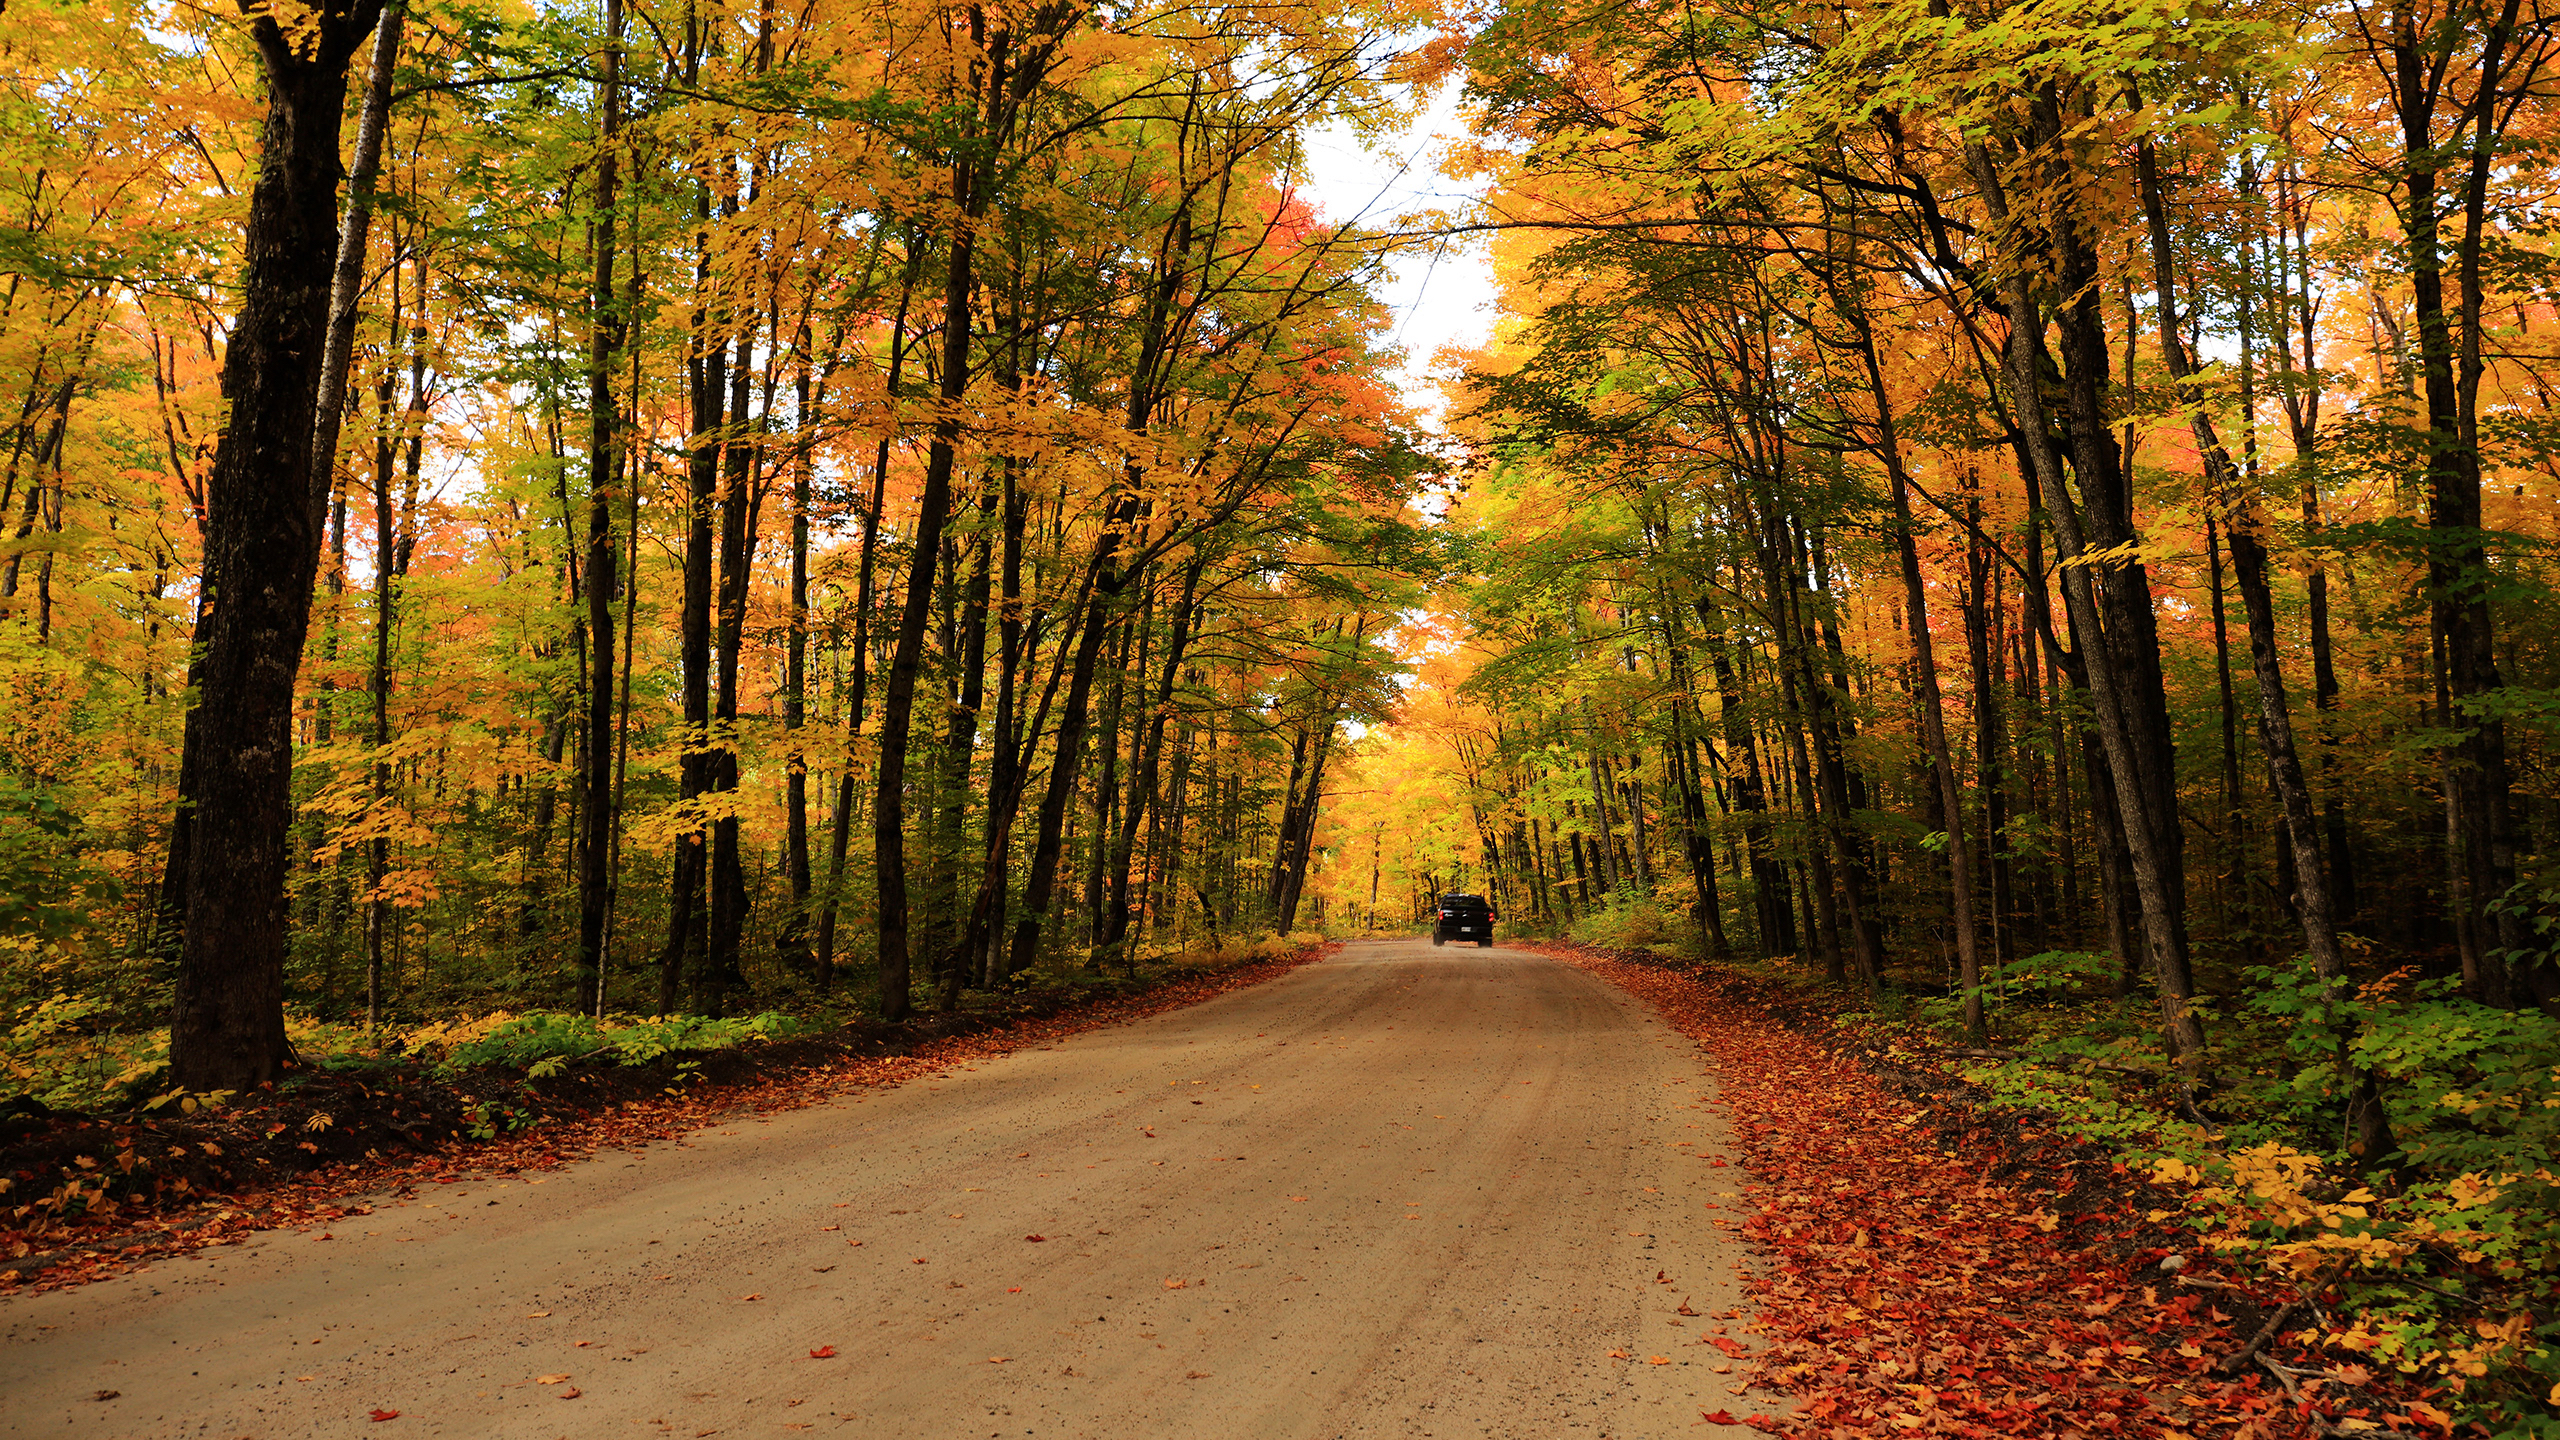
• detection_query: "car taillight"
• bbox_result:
[1438,910,1450,918]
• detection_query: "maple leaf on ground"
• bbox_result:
[368,1409,400,1422]
[557,1387,581,1400]
[809,1346,836,1358]
[1700,1410,1738,1424]
[1549,946,2405,1440]
[534,1374,570,1384]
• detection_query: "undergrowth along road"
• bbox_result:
[2,944,1330,1293]
[1544,941,2448,1440]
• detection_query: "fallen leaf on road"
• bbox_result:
[1608,1348,1631,1360]
[741,1293,762,1301]
[911,1257,925,1264]
[558,1387,581,1399]
[91,1390,119,1401]
[1649,1355,1671,1365]
[1185,1371,1209,1379]
[524,1311,550,1318]
[1288,1196,1308,1202]
[369,1409,400,1422]
[1708,1336,1748,1357]
[810,1346,836,1359]
[1677,1298,1700,1316]
[1701,1410,1738,1425]
[1025,1234,1047,1242]
[988,1357,1010,1364]
[535,1374,571,1384]
[316,1233,333,1240]
[819,1225,839,1232]
[1163,1278,1188,1289]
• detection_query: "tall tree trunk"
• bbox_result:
[657,262,721,1015]
[814,240,921,984]
[931,503,993,1009]
[705,317,764,1016]
[1098,555,1205,967]
[1956,103,2206,1065]
[1856,322,1984,1036]
[575,0,623,1017]
[1699,591,1792,957]
[876,104,986,1023]
[2136,127,2396,1157]
[171,0,388,1092]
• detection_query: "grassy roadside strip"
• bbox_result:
[2,940,1334,1294]
[1532,939,2460,1440]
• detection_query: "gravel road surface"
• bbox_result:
[4,939,1765,1439]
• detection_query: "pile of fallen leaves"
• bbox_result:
[1544,943,2449,1440]
[2,943,1328,1293]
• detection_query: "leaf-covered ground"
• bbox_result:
[1545,944,2445,1440]
[2,946,1328,1293]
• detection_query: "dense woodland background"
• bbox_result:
[3,0,2559,1422]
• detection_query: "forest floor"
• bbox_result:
[1531,940,2437,1440]
[0,938,2423,1438]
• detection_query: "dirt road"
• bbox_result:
[4,940,1765,1439]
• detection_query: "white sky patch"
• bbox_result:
[1297,80,1496,428]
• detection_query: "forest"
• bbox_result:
[3,0,2559,1424]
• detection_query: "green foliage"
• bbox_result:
[428,1010,809,1075]
[0,769,120,952]
[1,991,160,1109]
[1567,897,1674,952]
[1934,958,2560,1433]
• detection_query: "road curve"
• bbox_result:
[4,939,1764,1439]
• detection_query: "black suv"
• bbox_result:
[1432,893,1496,947]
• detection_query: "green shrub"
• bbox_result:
[427,1010,806,1075]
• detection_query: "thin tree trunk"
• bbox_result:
[1959,116,2206,1065]
[575,0,622,1016]
[814,240,921,984]
[2137,128,2394,1156]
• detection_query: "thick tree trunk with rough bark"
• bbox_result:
[170,0,387,1093]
